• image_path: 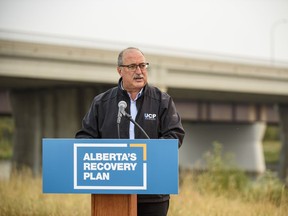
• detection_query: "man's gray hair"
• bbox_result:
[117,47,144,66]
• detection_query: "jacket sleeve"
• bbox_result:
[159,93,185,148]
[75,98,100,138]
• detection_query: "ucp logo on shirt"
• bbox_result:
[144,113,157,120]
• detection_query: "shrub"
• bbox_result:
[195,142,249,196]
[244,171,288,206]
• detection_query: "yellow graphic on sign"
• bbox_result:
[130,144,147,161]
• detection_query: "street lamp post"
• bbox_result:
[270,18,287,66]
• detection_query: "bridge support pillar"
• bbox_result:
[10,90,42,175]
[278,104,288,182]
[179,122,266,173]
[10,88,82,175]
[9,87,105,175]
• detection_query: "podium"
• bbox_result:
[42,139,178,216]
[91,194,137,216]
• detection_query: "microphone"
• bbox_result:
[117,101,127,124]
[116,100,150,139]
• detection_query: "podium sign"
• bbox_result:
[42,139,178,194]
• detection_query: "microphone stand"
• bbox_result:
[117,111,150,139]
[117,122,121,139]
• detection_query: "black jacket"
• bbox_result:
[76,79,185,202]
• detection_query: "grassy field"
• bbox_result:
[0,168,287,216]
[1,144,287,216]
[0,169,90,216]
[170,172,288,216]
[0,118,286,215]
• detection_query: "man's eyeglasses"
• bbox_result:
[120,63,149,71]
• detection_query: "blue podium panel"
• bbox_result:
[42,139,179,194]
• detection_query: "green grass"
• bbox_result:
[0,117,14,160]
[0,141,12,160]
[263,125,281,165]
[263,140,281,164]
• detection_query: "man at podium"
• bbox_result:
[76,47,185,216]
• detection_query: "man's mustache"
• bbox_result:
[133,75,144,79]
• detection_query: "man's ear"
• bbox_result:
[117,67,122,76]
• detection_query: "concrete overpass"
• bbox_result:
[1,39,288,179]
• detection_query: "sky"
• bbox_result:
[0,0,288,65]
